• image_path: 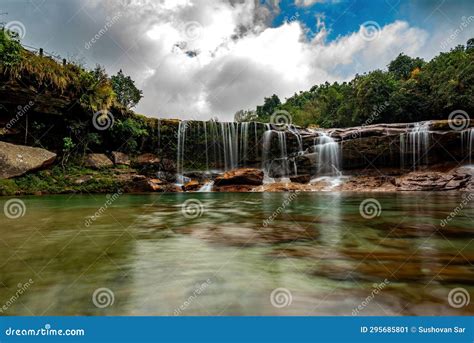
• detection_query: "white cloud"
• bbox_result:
[95,1,429,121]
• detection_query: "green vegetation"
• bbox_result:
[0,29,156,162]
[0,166,124,196]
[111,69,143,109]
[240,39,474,128]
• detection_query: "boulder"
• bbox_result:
[183,180,201,192]
[214,168,264,186]
[111,151,130,166]
[84,153,113,169]
[290,174,311,184]
[395,171,471,191]
[134,153,160,166]
[0,141,56,179]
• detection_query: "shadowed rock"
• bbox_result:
[0,141,56,179]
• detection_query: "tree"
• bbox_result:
[388,53,425,80]
[256,94,281,118]
[234,109,257,122]
[111,69,143,109]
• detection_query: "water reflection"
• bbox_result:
[0,192,472,315]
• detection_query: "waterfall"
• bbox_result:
[203,121,209,171]
[314,132,341,176]
[288,124,303,155]
[462,128,474,164]
[261,128,290,180]
[220,122,239,170]
[198,181,214,192]
[176,121,187,184]
[401,122,431,169]
[240,122,250,163]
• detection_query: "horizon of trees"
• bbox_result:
[236,38,474,128]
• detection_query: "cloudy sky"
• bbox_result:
[2,0,473,121]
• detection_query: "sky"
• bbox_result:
[1,0,473,121]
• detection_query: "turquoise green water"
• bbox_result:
[0,192,473,316]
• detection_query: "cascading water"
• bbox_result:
[288,125,304,155]
[462,128,473,164]
[176,121,187,184]
[400,122,431,170]
[261,125,290,182]
[240,122,250,163]
[314,133,341,176]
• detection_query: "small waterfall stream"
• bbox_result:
[400,122,431,170]
[314,133,341,176]
[462,128,473,164]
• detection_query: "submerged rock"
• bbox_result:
[175,223,318,246]
[0,141,56,179]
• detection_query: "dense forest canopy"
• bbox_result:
[237,38,474,128]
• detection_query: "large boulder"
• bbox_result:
[134,153,161,166]
[395,170,471,191]
[111,151,130,166]
[84,153,113,169]
[0,141,56,179]
[214,168,264,187]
